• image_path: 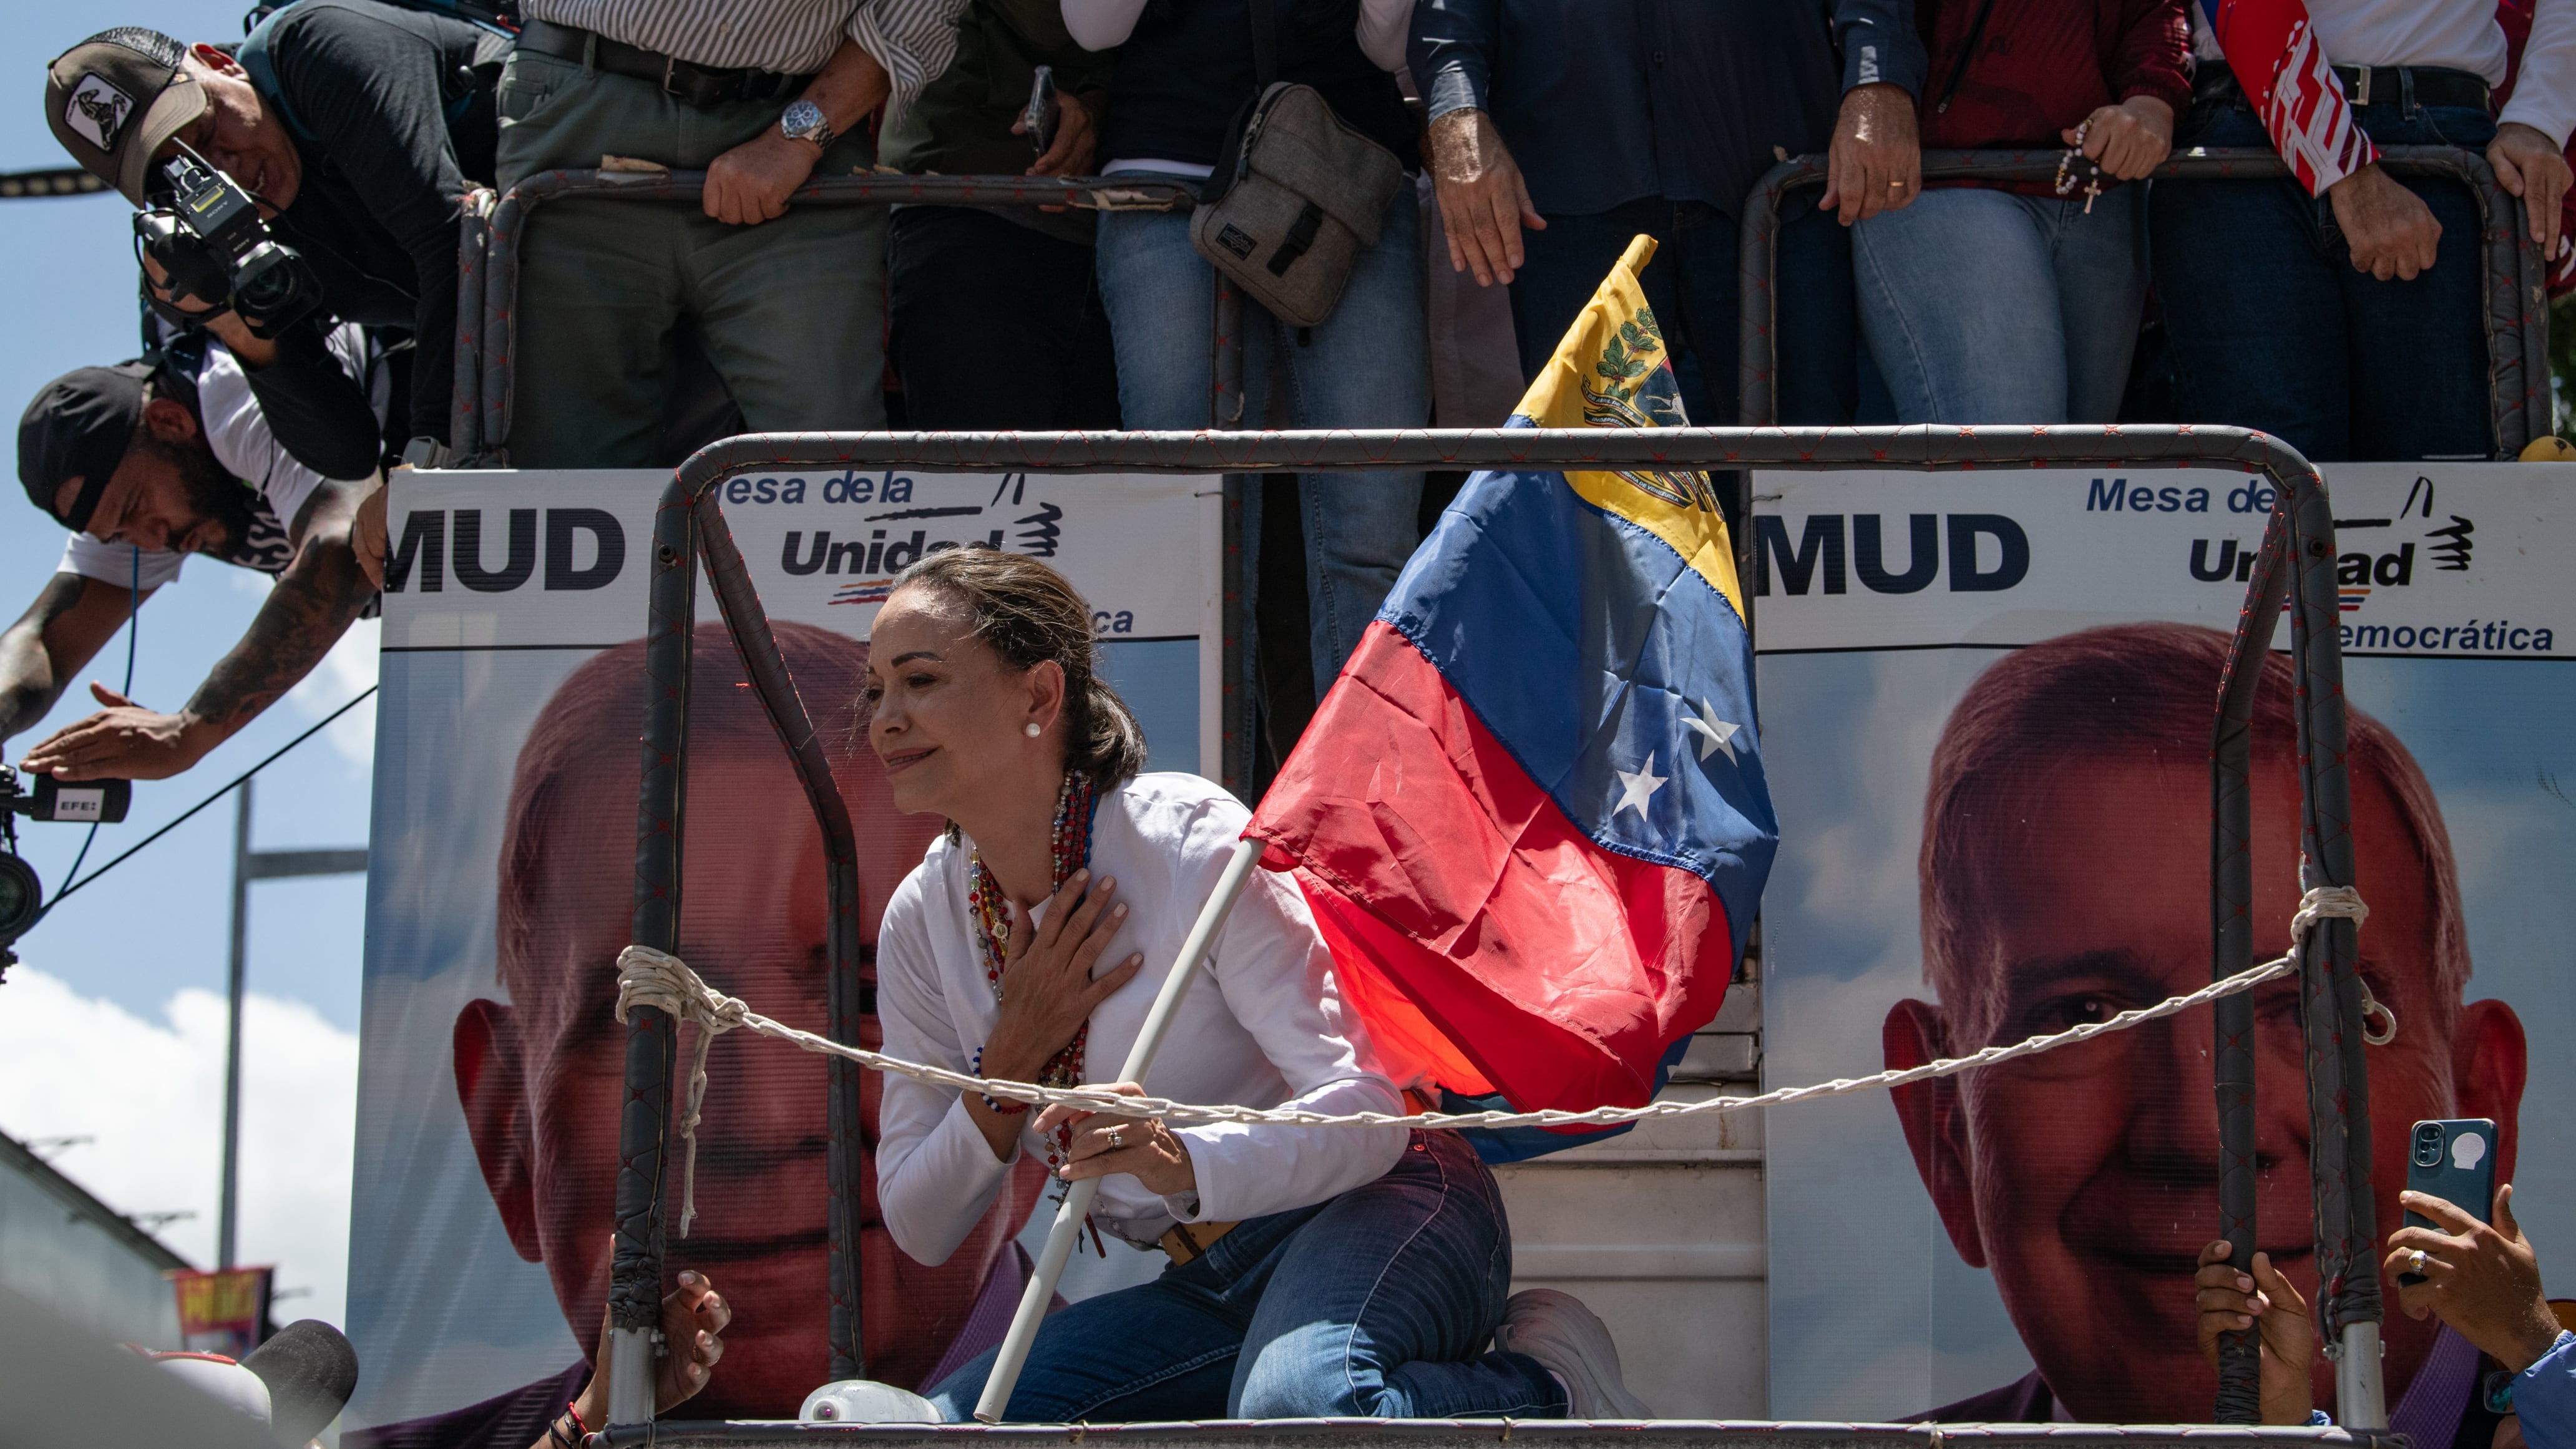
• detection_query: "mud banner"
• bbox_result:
[344,469,1219,1442]
[1755,463,2576,1423]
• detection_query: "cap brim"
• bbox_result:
[116,77,205,205]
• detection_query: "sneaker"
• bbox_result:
[1493,1287,1651,1419]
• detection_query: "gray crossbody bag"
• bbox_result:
[1188,0,1407,329]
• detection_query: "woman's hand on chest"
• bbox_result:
[980,868,1146,1083]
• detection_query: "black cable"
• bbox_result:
[56,548,143,891]
[39,684,378,915]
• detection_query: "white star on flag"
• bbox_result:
[1682,698,1742,763]
[1612,754,1667,821]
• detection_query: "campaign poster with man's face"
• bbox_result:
[1754,464,2573,1426]
[343,470,1218,1441]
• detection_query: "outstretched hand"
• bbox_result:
[19,683,212,781]
[2196,1240,2315,1425]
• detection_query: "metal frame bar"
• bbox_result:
[610,424,2371,1431]
[1735,147,2546,456]
[596,1420,2409,1448]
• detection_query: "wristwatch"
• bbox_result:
[781,98,837,152]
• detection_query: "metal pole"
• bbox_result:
[973,838,1266,1423]
[217,779,251,1271]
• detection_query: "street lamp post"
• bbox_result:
[215,778,367,1271]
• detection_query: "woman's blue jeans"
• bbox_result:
[1095,181,1428,701]
[924,1131,1566,1422]
[1853,182,2150,425]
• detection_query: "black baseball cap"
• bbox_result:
[19,361,154,532]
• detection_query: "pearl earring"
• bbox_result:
[1025,722,1042,738]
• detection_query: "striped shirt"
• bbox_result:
[519,0,971,118]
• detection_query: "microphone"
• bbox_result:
[241,1320,360,1446]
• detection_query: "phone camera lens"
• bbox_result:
[2413,1124,2445,1168]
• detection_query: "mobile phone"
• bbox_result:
[1025,66,1058,157]
[2401,1118,2498,1285]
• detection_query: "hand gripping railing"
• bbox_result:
[446,172,1198,461]
[605,424,2377,1432]
[1738,148,2548,456]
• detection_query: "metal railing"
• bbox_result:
[598,424,2373,1433]
[1738,147,2550,454]
[598,1421,2403,1447]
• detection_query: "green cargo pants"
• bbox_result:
[495,44,887,467]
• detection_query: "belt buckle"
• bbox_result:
[2350,67,2373,107]
[661,54,721,107]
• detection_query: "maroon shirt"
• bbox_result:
[1918,0,2193,156]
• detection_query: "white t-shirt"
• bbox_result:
[875,772,1408,1266]
[2193,0,2576,148]
[57,328,376,592]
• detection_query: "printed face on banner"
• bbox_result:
[348,470,1221,1440]
[1757,466,2563,1426]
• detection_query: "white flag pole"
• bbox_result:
[972,836,1266,1424]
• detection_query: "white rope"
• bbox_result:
[615,886,2370,1230]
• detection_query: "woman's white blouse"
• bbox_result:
[874,772,1408,1266]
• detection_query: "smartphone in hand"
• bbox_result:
[2402,1118,2499,1284]
[1025,66,1058,157]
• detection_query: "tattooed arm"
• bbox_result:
[21,481,376,782]
[0,574,149,748]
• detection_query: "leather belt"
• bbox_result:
[515,19,811,109]
[1159,1219,1238,1266]
[2333,65,2491,112]
[2197,64,2491,116]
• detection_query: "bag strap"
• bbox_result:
[1249,0,1279,91]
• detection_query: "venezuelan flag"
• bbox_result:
[1249,237,1776,1158]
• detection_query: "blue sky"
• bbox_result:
[5,0,373,1033]
[1,0,375,1320]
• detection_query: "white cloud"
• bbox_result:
[0,968,358,1337]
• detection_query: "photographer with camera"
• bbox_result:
[46,9,502,462]
[139,210,395,483]
[4,345,383,784]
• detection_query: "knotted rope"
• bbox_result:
[615,886,2371,1237]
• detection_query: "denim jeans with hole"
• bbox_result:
[1853,182,2149,424]
[1095,181,1427,700]
[2150,99,2497,461]
[922,1131,1565,1422]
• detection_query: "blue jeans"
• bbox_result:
[1096,182,1427,699]
[2150,98,2496,461]
[924,1131,1564,1422]
[1854,183,2149,424]
[1507,197,1871,426]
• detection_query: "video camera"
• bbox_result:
[0,764,132,975]
[134,144,321,338]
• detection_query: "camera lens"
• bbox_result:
[0,852,43,944]
[2413,1123,2445,1168]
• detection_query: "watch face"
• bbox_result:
[783,99,824,139]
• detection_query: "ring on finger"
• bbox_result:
[1106,1126,1125,1149]
[2408,1249,2429,1275]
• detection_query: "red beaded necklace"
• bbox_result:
[967,770,1100,1182]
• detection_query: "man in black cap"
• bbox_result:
[44,7,502,460]
[3,348,383,782]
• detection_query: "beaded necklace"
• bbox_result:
[967,770,1100,1189]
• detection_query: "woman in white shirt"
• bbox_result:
[868,549,1646,1422]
